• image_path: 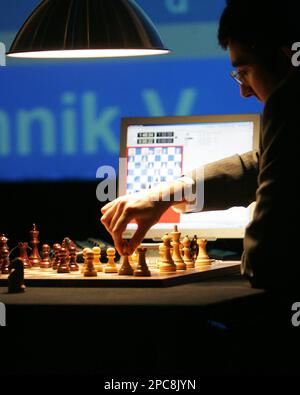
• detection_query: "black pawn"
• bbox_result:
[57,247,70,273]
[69,246,79,271]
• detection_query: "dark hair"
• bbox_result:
[218,0,300,51]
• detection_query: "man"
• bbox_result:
[101,0,300,289]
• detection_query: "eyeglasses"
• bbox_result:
[230,70,244,85]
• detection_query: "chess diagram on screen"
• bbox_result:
[126,146,183,194]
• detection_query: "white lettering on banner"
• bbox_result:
[142,88,198,116]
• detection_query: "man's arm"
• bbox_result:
[101,151,259,255]
[174,151,259,213]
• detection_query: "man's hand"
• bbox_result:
[101,192,172,255]
[100,179,191,255]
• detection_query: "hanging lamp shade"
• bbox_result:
[7,0,170,58]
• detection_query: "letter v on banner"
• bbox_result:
[165,0,188,14]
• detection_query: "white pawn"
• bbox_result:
[104,247,118,273]
[81,248,91,273]
[182,235,194,268]
[84,251,97,277]
[195,239,211,268]
[92,247,102,272]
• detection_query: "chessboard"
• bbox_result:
[0,260,240,287]
[0,225,241,289]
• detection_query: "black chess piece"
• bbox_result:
[190,235,199,261]
[52,243,61,270]
[8,258,26,293]
[40,244,52,269]
[0,234,9,252]
[69,246,79,271]
[18,242,31,269]
[0,234,9,272]
[1,248,10,274]
[57,247,70,273]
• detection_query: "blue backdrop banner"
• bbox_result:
[0,59,262,180]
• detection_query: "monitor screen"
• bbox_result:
[119,114,260,239]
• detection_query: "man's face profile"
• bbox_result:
[228,41,288,104]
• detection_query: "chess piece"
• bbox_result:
[180,241,184,257]
[83,251,97,277]
[8,258,26,293]
[18,242,31,269]
[159,234,176,273]
[104,247,118,273]
[52,243,61,270]
[182,235,194,268]
[157,242,164,267]
[40,244,52,269]
[0,234,8,248]
[81,248,91,273]
[134,247,151,276]
[69,246,79,271]
[190,235,199,261]
[195,238,211,268]
[62,237,76,252]
[1,248,10,274]
[171,225,186,270]
[92,247,102,272]
[57,247,70,273]
[118,255,134,275]
[0,234,8,252]
[130,250,138,269]
[0,234,9,270]
[29,224,41,267]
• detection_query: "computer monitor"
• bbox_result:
[119,114,260,240]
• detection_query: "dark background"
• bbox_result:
[0,181,109,246]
